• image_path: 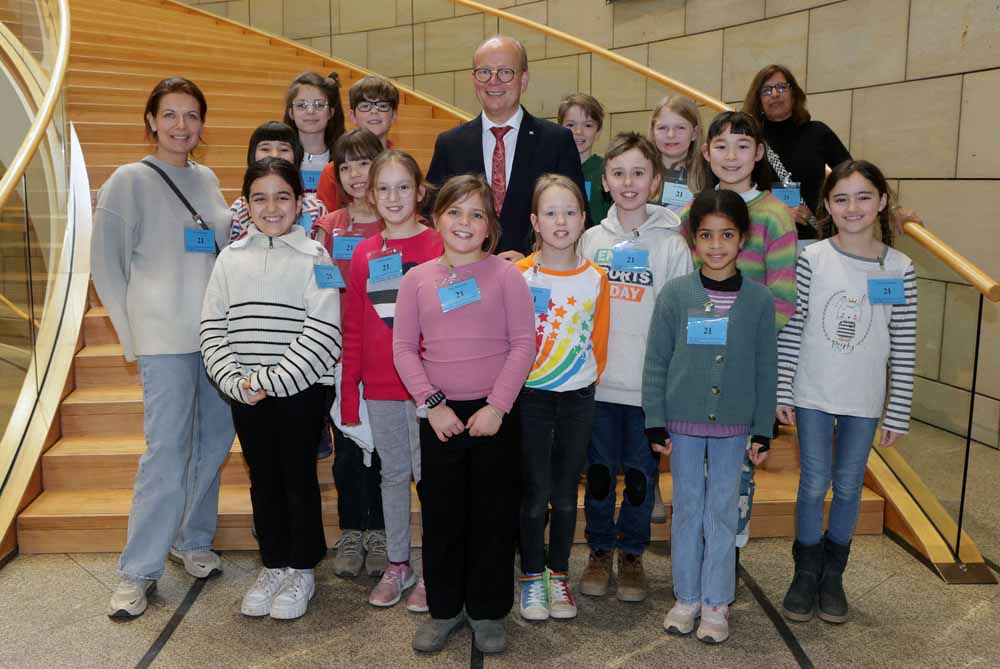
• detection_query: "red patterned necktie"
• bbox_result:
[490,125,512,215]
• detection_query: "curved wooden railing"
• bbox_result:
[0,0,71,211]
[452,0,1000,303]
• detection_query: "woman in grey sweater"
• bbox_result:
[91,77,235,619]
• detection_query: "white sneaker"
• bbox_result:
[696,605,730,644]
[108,577,156,618]
[169,548,223,579]
[651,474,667,524]
[664,600,701,635]
[270,568,316,620]
[241,567,290,617]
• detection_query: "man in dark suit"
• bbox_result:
[426,35,588,261]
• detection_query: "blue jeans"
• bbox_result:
[670,434,746,607]
[794,407,879,546]
[584,401,658,556]
[119,353,235,580]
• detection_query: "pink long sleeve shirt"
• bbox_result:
[392,254,537,413]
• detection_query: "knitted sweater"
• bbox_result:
[200,225,342,403]
[311,207,385,296]
[776,240,916,432]
[91,156,231,361]
[515,254,611,392]
[340,227,443,423]
[682,190,797,330]
[642,270,777,440]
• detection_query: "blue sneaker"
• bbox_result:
[518,572,548,621]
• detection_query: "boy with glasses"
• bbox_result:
[317,76,400,211]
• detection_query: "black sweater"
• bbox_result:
[762,117,851,232]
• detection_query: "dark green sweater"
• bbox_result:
[642,271,777,439]
[581,154,610,227]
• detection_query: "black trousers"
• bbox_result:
[419,398,521,621]
[232,385,327,569]
[518,384,596,574]
[329,386,385,532]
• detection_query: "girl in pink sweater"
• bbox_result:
[393,175,535,655]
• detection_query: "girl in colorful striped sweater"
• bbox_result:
[514,175,610,622]
[201,158,342,621]
[683,110,797,555]
[776,160,916,625]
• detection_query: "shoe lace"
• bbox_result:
[548,573,574,605]
[283,570,306,596]
[522,576,547,607]
[335,531,363,558]
[379,565,405,589]
[363,531,387,555]
[256,567,285,592]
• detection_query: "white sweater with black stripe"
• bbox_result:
[776,239,916,433]
[200,225,342,403]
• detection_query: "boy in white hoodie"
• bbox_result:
[579,132,693,602]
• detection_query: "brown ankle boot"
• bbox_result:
[580,549,612,597]
[616,551,648,602]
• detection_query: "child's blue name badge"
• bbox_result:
[687,313,728,346]
[296,211,314,235]
[438,278,481,313]
[301,169,321,191]
[584,180,593,201]
[332,235,365,260]
[184,228,215,253]
[662,181,692,208]
[314,264,345,289]
[368,250,403,283]
[530,286,551,314]
[772,182,801,208]
[611,245,649,272]
[868,276,905,305]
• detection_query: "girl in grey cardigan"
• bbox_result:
[91,78,235,620]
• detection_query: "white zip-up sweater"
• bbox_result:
[200,225,342,403]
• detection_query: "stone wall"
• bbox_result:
[180,0,1000,447]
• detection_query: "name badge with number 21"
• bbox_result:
[438,278,481,312]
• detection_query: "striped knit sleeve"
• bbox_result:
[228,197,250,242]
[248,267,343,398]
[762,201,798,330]
[883,264,917,433]
[200,261,247,402]
[776,254,811,406]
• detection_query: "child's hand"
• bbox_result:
[497,250,525,263]
[748,442,770,466]
[428,404,465,442]
[650,439,672,456]
[776,404,796,425]
[789,203,811,226]
[467,404,503,437]
[240,379,266,405]
[879,429,901,448]
[890,207,922,238]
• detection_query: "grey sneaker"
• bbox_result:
[362,529,388,576]
[413,610,466,653]
[651,473,667,524]
[332,530,365,577]
[168,548,222,579]
[108,577,156,619]
[469,617,507,654]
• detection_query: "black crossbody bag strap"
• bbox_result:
[141,159,220,255]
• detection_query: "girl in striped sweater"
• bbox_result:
[776,160,916,625]
[683,111,797,555]
[201,157,342,621]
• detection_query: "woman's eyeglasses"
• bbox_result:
[291,100,330,111]
[760,83,791,97]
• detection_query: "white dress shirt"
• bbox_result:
[481,107,524,187]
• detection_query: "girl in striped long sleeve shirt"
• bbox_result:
[201,158,342,621]
[775,160,916,626]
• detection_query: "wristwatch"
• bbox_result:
[417,390,446,418]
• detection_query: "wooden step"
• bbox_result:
[17,471,883,553]
[69,55,320,86]
[67,101,434,124]
[60,385,143,436]
[41,435,335,489]
[83,306,116,346]
[74,344,138,386]
[70,69,293,98]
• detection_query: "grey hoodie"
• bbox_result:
[580,203,693,406]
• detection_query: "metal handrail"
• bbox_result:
[451,0,1000,302]
[0,0,71,211]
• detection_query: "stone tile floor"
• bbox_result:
[1,535,997,668]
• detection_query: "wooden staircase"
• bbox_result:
[15,0,883,553]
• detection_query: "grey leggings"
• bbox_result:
[367,399,421,563]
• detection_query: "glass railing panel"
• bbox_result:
[0,179,37,427]
[0,0,46,72]
[883,232,992,561]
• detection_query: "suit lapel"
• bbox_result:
[506,107,538,203]
[463,114,486,175]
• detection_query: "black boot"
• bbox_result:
[782,541,822,622]
[818,534,851,624]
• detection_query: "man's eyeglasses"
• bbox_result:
[473,67,517,84]
[760,83,791,97]
[291,100,330,111]
[356,100,393,113]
